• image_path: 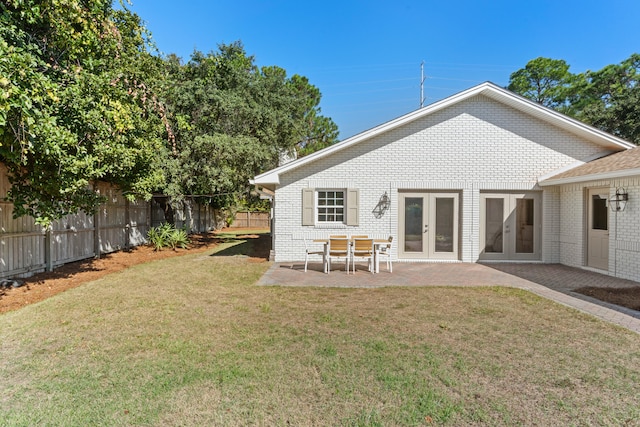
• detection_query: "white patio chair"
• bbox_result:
[378,236,393,272]
[303,239,324,272]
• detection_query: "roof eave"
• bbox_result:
[250,81,635,185]
[539,167,640,186]
[536,150,619,183]
[250,173,280,186]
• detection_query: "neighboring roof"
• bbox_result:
[539,146,640,186]
[251,82,635,186]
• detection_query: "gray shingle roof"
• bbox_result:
[543,146,640,183]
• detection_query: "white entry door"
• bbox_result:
[480,193,541,261]
[399,192,459,260]
[587,188,609,270]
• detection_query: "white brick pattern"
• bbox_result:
[272,96,609,269]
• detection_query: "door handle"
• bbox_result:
[424,224,428,233]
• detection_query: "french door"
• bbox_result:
[480,192,541,261]
[399,192,459,260]
[587,188,609,270]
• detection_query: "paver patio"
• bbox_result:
[258,261,640,334]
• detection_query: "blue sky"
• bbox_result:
[127,0,639,139]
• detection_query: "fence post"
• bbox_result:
[147,197,152,237]
[93,207,101,258]
[197,198,201,233]
[93,184,101,258]
[44,228,53,272]
[205,204,210,231]
[125,198,130,250]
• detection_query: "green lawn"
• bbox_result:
[1,232,639,426]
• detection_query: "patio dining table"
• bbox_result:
[313,238,389,273]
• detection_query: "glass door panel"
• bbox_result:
[587,189,609,270]
[434,197,454,253]
[400,193,459,260]
[484,198,504,253]
[404,197,423,253]
[592,195,608,230]
[480,193,540,260]
[515,198,534,254]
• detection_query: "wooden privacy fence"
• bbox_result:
[150,196,223,232]
[230,211,270,228]
[0,180,152,279]
[0,166,270,279]
[0,165,223,279]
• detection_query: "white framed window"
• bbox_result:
[317,190,345,223]
[302,188,358,226]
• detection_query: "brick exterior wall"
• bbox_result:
[558,184,585,267]
[272,95,607,265]
[557,177,640,281]
[542,187,560,263]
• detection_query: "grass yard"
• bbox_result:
[1,232,640,426]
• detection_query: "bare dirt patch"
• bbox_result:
[0,229,270,314]
[575,286,640,311]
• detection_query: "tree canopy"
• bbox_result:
[507,57,574,111]
[573,54,640,143]
[0,0,166,226]
[160,42,338,204]
[508,54,640,144]
[0,2,338,225]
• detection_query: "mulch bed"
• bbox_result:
[574,286,640,311]
[0,230,270,314]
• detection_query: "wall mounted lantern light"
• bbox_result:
[610,187,629,212]
[372,191,391,219]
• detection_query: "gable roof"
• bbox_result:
[251,82,635,186]
[539,146,640,186]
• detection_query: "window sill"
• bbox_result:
[313,223,348,229]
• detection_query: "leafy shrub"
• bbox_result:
[168,227,189,250]
[147,223,190,251]
[147,226,164,251]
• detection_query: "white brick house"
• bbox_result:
[251,82,640,280]
[539,147,640,281]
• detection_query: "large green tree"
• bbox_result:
[572,54,640,144]
[508,54,640,144]
[507,57,575,112]
[1,3,338,226]
[161,42,338,203]
[0,0,167,226]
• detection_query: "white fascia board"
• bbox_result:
[539,167,640,186]
[251,81,634,186]
[251,172,280,185]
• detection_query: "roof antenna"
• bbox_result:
[420,60,426,108]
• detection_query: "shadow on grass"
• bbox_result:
[210,233,271,260]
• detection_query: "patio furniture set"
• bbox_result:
[304,236,393,274]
